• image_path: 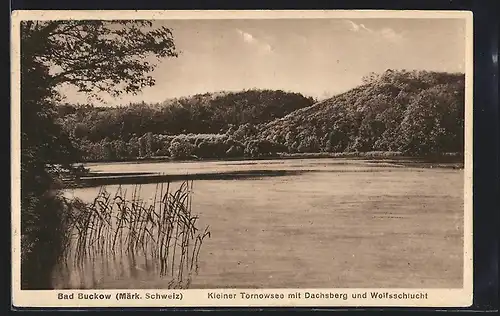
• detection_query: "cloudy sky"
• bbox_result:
[59,18,466,106]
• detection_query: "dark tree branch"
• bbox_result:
[21,20,178,99]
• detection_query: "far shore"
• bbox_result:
[63,152,464,189]
[79,151,464,166]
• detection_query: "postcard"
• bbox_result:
[11,9,473,308]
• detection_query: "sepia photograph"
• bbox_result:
[11,10,473,307]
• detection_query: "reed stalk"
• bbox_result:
[61,180,210,288]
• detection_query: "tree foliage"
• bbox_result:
[260,70,465,156]
[20,20,178,289]
[21,20,177,98]
[56,89,315,141]
[54,70,465,163]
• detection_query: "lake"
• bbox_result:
[55,158,464,289]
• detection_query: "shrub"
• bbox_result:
[244,139,286,158]
[169,139,195,160]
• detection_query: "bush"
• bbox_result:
[168,139,195,160]
[244,139,286,158]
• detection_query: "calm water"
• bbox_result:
[56,158,464,289]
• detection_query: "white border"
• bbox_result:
[11,10,473,308]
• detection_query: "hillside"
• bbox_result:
[258,69,465,156]
[56,89,316,142]
[56,70,465,162]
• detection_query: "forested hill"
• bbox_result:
[259,70,465,156]
[56,89,316,142]
[56,70,465,162]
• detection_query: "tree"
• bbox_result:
[244,139,285,158]
[20,20,178,289]
[22,20,178,98]
[397,85,463,155]
[169,138,195,160]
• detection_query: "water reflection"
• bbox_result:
[53,181,210,289]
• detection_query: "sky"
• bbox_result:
[58,18,467,106]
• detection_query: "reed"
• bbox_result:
[62,180,210,289]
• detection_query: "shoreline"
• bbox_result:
[80,151,464,166]
[65,154,464,189]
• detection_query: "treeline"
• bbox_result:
[77,130,287,161]
[57,89,315,142]
[260,69,465,156]
[58,70,465,162]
